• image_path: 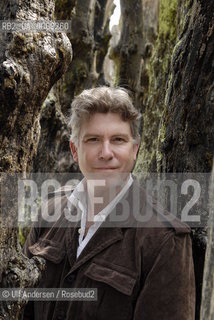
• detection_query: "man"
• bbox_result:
[24,86,195,319]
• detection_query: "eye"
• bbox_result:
[112,137,127,143]
[85,137,99,143]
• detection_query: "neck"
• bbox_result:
[86,175,129,217]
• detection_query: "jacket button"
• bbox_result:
[66,273,76,283]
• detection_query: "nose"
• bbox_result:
[99,141,113,160]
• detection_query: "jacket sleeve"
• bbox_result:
[23,225,40,258]
[133,232,195,320]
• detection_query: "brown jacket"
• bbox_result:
[23,182,195,320]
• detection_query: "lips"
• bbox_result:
[94,167,118,170]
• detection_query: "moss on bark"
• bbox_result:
[135,0,179,175]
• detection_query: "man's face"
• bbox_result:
[70,113,139,180]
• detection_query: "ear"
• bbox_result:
[133,142,140,161]
[70,140,78,163]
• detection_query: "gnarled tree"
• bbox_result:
[0,0,72,318]
[135,1,214,318]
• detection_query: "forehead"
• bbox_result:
[80,112,132,137]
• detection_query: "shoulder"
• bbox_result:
[128,179,192,263]
[130,178,191,235]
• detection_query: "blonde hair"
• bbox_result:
[68,86,141,145]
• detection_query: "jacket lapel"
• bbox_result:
[68,227,123,273]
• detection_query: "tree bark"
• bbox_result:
[200,164,214,319]
[54,0,97,116]
[94,0,114,85]
[110,0,144,109]
[134,0,178,173]
[0,0,72,318]
[160,0,214,174]
[32,88,79,173]
[157,1,214,318]
[134,1,214,318]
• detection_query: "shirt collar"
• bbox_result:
[68,173,133,221]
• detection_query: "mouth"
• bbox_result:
[93,167,120,173]
[94,168,118,170]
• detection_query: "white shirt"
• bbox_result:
[68,174,133,258]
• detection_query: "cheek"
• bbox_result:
[79,148,96,163]
[120,147,138,166]
[119,146,136,158]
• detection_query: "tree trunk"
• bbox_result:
[0,0,72,318]
[160,0,214,174]
[134,0,178,173]
[94,0,114,85]
[110,0,144,109]
[135,0,214,318]
[159,2,214,317]
[32,88,79,173]
[55,0,97,116]
[200,164,214,319]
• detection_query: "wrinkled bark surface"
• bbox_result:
[0,1,72,172]
[134,0,214,318]
[158,1,214,318]
[161,1,214,173]
[33,89,79,173]
[0,0,72,318]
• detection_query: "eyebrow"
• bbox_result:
[82,133,131,140]
[83,134,100,137]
